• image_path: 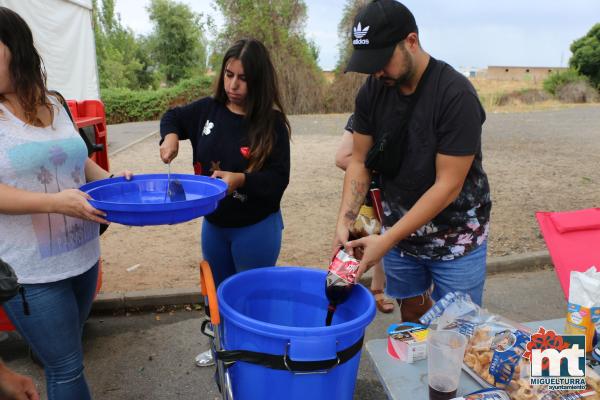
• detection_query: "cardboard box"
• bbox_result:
[386,323,429,363]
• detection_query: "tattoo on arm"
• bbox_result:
[344,209,357,222]
[344,179,368,222]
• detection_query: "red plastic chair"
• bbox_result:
[67,100,110,171]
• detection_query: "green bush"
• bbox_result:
[101,76,213,124]
[543,69,587,95]
[556,81,600,103]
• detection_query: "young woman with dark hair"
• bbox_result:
[159,38,291,367]
[0,7,131,399]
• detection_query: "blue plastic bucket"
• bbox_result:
[217,267,376,400]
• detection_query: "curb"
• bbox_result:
[487,250,551,274]
[91,250,552,313]
[110,130,158,156]
[92,287,201,313]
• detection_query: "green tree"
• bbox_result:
[98,0,116,32]
[93,0,155,89]
[570,23,600,88]
[306,38,320,65]
[323,0,368,113]
[134,36,161,90]
[335,0,369,71]
[213,0,325,114]
[147,0,208,84]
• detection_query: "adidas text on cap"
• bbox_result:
[345,0,418,74]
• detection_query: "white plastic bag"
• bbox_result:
[565,266,600,351]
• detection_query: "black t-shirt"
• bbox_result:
[353,58,491,260]
[160,97,290,228]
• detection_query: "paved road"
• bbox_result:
[107,120,159,154]
[289,105,600,141]
[0,268,564,400]
[105,104,600,150]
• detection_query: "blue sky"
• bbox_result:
[116,0,600,71]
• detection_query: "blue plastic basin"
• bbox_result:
[80,174,227,226]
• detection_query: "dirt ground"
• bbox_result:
[100,106,600,293]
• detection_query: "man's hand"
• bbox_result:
[211,171,245,194]
[50,189,109,224]
[345,234,393,281]
[332,221,351,259]
[0,363,40,400]
[159,134,179,164]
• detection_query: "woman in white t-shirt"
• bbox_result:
[0,8,131,400]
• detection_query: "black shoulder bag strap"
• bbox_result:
[365,58,435,176]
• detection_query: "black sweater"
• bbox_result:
[160,97,290,227]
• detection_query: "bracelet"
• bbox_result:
[109,174,114,178]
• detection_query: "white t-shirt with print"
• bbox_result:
[0,97,100,284]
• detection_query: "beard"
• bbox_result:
[378,46,415,87]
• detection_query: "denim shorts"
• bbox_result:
[383,241,487,305]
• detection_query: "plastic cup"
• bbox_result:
[427,329,468,400]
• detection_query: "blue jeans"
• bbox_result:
[3,263,99,400]
[202,211,284,288]
[383,242,487,305]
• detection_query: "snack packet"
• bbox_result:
[350,204,381,238]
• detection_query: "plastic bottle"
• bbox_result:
[324,249,359,326]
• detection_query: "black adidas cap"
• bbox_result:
[345,0,418,74]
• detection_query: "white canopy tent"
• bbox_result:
[0,0,100,100]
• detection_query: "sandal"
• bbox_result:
[371,289,394,314]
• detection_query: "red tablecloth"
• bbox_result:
[536,208,600,299]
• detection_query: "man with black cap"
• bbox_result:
[334,0,491,322]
